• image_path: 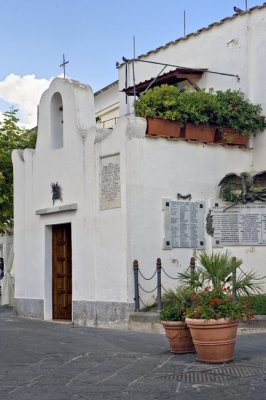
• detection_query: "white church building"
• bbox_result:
[12,4,266,326]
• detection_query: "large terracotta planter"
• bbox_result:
[215,127,249,147]
[183,123,216,143]
[161,321,195,354]
[146,117,182,138]
[185,317,239,363]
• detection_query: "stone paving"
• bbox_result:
[0,307,266,400]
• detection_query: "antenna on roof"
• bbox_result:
[183,10,186,36]
[132,36,137,109]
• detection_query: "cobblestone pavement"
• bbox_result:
[0,307,266,400]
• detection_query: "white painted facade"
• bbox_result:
[12,6,266,326]
[94,81,119,129]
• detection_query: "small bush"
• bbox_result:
[240,294,266,315]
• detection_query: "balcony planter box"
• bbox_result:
[146,117,182,139]
[183,123,216,143]
[215,127,249,147]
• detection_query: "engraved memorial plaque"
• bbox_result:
[211,202,266,247]
[163,200,205,249]
[100,154,121,210]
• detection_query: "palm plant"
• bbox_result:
[178,250,263,296]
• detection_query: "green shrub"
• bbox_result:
[240,294,266,315]
[215,89,266,136]
[133,85,266,136]
[134,84,181,121]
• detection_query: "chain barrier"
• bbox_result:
[133,258,266,312]
[138,269,157,281]
[139,283,157,294]
[161,267,178,280]
[133,257,195,312]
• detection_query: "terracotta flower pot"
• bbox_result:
[161,321,195,354]
[185,317,239,363]
[146,117,182,138]
[215,127,249,147]
[183,123,216,143]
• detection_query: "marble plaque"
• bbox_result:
[163,200,205,249]
[211,202,266,247]
[100,154,121,210]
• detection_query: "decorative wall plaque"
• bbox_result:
[211,202,266,247]
[100,154,121,210]
[163,200,205,249]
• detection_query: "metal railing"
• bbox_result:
[133,257,196,312]
[132,256,256,313]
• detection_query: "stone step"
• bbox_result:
[128,312,266,334]
[128,311,164,334]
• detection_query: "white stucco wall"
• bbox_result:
[119,7,266,165]
[95,81,119,129]
[12,6,266,322]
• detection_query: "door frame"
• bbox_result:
[52,223,72,320]
[44,223,73,321]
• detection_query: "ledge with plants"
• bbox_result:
[133,85,266,146]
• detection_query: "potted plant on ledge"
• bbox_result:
[214,89,266,146]
[133,84,183,139]
[133,85,266,146]
[160,286,195,354]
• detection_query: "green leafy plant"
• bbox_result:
[215,89,266,136]
[159,286,194,321]
[134,84,182,121]
[221,185,241,202]
[134,85,266,136]
[239,294,266,315]
[179,250,263,296]
[185,286,252,320]
[176,88,218,126]
[0,108,36,234]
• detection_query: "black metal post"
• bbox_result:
[190,256,196,283]
[156,258,162,312]
[133,260,140,311]
[232,257,237,301]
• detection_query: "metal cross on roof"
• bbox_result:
[60,54,69,79]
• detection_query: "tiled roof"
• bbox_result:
[123,67,207,95]
[94,80,118,96]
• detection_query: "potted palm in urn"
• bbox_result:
[181,251,261,364]
[160,286,195,354]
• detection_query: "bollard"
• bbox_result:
[232,257,237,301]
[133,260,140,311]
[190,256,196,283]
[156,258,162,312]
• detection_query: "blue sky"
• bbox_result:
[0,0,262,126]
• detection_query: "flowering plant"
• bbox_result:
[185,286,252,321]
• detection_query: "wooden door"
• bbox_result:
[52,223,72,320]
